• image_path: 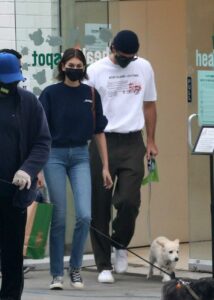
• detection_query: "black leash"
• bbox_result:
[0,177,38,193]
[89,213,202,300]
[176,279,202,300]
[0,178,15,186]
[89,222,176,280]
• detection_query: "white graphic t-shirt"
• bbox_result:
[87,56,157,133]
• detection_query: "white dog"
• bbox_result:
[147,236,179,282]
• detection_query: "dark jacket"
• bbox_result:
[13,87,51,208]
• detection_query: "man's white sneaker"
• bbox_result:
[114,249,128,273]
[98,270,115,283]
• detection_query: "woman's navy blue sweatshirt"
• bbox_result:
[39,82,108,147]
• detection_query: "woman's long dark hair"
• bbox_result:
[56,48,88,81]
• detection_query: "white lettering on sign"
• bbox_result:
[196,49,214,67]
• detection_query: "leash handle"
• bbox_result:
[0,177,36,193]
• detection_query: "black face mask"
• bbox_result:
[115,55,137,68]
[65,68,84,81]
[0,82,18,96]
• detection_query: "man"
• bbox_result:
[87,30,158,283]
[0,52,51,300]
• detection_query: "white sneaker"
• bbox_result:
[50,276,63,290]
[114,249,128,273]
[98,270,115,283]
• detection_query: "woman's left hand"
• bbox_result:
[102,168,113,189]
[37,171,45,188]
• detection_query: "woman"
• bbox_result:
[39,48,112,290]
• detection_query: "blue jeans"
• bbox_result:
[44,146,91,276]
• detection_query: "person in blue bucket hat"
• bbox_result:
[0,52,51,300]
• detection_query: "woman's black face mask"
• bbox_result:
[115,55,137,68]
[65,68,84,81]
[0,82,18,96]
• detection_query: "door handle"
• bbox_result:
[188,114,198,150]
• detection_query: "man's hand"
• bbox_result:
[146,140,158,160]
[12,170,31,190]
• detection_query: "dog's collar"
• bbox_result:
[176,279,201,300]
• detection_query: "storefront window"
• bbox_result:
[14,0,117,98]
[14,0,60,95]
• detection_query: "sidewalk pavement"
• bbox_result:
[21,257,213,300]
[23,268,163,300]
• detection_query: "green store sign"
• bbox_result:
[32,51,62,69]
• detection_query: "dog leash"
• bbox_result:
[89,221,176,280]
[147,180,152,244]
[0,178,15,185]
[0,176,47,195]
[176,279,202,300]
[0,177,36,192]
[143,157,159,244]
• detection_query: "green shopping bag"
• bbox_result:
[142,158,159,185]
[24,202,53,259]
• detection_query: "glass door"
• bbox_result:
[60,0,119,60]
[60,0,120,253]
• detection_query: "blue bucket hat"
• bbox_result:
[112,30,140,54]
[0,52,25,83]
